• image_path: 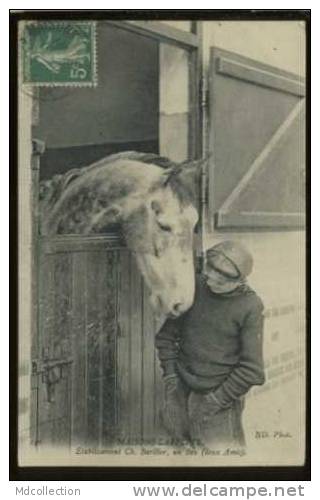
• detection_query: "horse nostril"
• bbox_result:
[173,302,183,314]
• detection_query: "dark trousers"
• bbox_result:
[161,377,245,449]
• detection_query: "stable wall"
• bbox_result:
[203,21,305,75]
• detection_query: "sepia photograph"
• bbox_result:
[12,10,309,476]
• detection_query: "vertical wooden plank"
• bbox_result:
[97,251,109,446]
[116,250,132,444]
[70,252,87,446]
[37,253,56,445]
[29,375,39,445]
[101,250,118,445]
[50,252,72,445]
[154,315,167,440]
[129,256,143,443]
[142,283,157,441]
[86,251,103,445]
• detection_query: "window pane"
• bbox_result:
[159,43,190,162]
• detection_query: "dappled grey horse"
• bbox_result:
[40,151,203,317]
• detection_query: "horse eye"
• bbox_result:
[158,221,172,232]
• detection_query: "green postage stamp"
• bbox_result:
[22,22,97,86]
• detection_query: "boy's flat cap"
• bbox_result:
[207,240,253,279]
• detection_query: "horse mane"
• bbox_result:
[39,168,83,210]
[39,151,199,212]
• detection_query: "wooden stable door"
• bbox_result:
[31,235,164,447]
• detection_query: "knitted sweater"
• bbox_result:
[155,275,265,408]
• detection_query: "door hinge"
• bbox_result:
[200,76,209,109]
[31,139,46,171]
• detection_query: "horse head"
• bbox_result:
[121,158,204,317]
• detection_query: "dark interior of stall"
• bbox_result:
[34,24,159,180]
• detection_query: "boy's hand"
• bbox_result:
[188,391,223,424]
[205,391,224,409]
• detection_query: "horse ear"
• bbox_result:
[183,157,209,170]
[177,157,209,187]
[183,157,209,173]
[160,157,210,202]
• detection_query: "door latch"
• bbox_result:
[32,355,73,403]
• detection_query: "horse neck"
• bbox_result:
[41,167,103,234]
[41,162,159,235]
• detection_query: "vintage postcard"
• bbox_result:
[15,13,307,470]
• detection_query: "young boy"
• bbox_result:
[155,240,265,448]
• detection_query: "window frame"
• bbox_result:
[108,20,203,160]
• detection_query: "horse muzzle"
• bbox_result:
[168,301,191,318]
[150,293,193,318]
